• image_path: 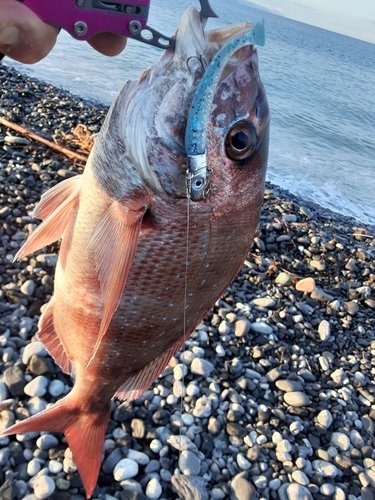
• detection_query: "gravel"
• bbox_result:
[1,64,375,499]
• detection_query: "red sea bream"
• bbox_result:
[2,6,270,497]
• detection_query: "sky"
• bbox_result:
[246,0,375,44]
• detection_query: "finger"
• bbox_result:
[87,32,127,56]
[0,0,58,63]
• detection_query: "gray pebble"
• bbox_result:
[113,458,139,481]
[234,318,251,337]
[190,358,214,377]
[35,253,58,266]
[36,434,59,450]
[192,395,212,418]
[251,297,276,308]
[178,450,201,475]
[283,391,311,407]
[275,379,303,392]
[145,477,162,499]
[312,460,339,478]
[230,474,258,500]
[316,409,333,429]
[33,475,55,499]
[24,376,49,397]
[250,322,273,335]
[20,280,35,296]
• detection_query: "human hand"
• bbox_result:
[0,0,127,64]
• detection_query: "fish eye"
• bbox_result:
[225,120,257,161]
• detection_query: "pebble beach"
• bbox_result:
[0,64,375,500]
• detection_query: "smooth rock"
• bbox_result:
[312,460,339,478]
[316,409,333,429]
[251,297,276,308]
[20,280,35,296]
[145,478,162,499]
[178,450,201,475]
[275,379,303,392]
[127,449,150,465]
[190,358,214,377]
[36,434,59,450]
[24,376,49,397]
[192,395,211,418]
[331,432,350,452]
[234,318,251,337]
[295,277,316,293]
[275,272,293,286]
[283,391,311,407]
[250,322,273,335]
[318,320,331,341]
[230,474,258,500]
[33,475,55,500]
[113,459,139,481]
[22,342,47,365]
[36,253,58,267]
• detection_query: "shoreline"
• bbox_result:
[1,64,375,500]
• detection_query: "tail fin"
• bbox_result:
[1,396,110,498]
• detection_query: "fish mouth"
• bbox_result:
[174,6,257,81]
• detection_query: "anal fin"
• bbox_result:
[15,175,81,261]
[114,337,186,401]
[37,298,75,377]
[85,199,147,368]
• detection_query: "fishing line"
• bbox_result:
[178,174,191,469]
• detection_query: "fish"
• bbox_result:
[2,5,270,498]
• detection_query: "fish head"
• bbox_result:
[93,6,269,206]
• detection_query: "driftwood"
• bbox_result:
[0,117,89,163]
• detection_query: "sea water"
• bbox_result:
[5,0,375,225]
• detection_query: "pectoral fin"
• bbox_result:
[86,199,147,367]
[14,176,81,261]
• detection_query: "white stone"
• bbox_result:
[24,376,49,397]
[113,458,139,481]
[20,280,35,296]
[145,477,162,499]
[190,358,214,377]
[252,297,276,308]
[127,449,150,465]
[316,409,333,429]
[312,460,339,478]
[22,342,47,364]
[48,460,63,474]
[236,453,252,471]
[250,322,273,335]
[28,397,47,415]
[276,439,292,453]
[331,432,350,452]
[173,364,188,381]
[149,439,162,453]
[33,475,55,499]
[36,253,58,266]
[48,379,65,397]
[292,470,309,486]
[318,320,331,341]
[27,458,41,476]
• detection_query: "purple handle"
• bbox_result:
[22,0,150,40]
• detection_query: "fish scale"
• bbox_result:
[2,6,270,498]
